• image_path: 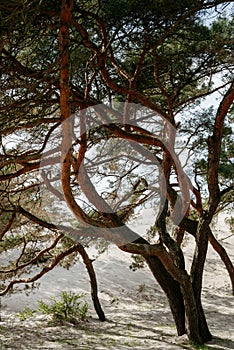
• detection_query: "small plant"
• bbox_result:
[38,291,88,325]
[16,307,35,321]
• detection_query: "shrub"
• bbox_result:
[38,291,88,325]
[16,307,35,321]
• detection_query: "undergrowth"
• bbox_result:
[16,291,88,325]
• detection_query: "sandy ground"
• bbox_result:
[0,214,233,350]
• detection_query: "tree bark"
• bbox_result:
[121,234,213,344]
[120,236,186,336]
[179,276,203,344]
[145,255,186,336]
[190,216,212,342]
[77,244,106,322]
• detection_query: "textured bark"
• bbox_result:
[190,217,209,306]
[190,217,212,342]
[180,279,205,344]
[59,0,95,228]
[121,238,210,343]
[121,230,212,343]
[181,216,234,295]
[0,212,16,240]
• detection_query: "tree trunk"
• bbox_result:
[196,298,212,342]
[145,255,186,336]
[180,276,203,344]
[190,217,212,342]
[145,251,212,344]
[126,228,212,344]
[122,232,213,343]
[77,244,106,322]
[127,233,186,336]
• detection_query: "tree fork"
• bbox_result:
[121,237,212,344]
[121,237,186,336]
[169,187,234,294]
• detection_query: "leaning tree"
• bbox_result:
[0,0,233,344]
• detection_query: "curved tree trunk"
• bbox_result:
[121,234,186,335]
[77,243,106,322]
[128,236,187,336]
[145,255,186,336]
[122,229,213,344]
[127,245,212,343]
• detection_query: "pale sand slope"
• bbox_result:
[0,213,233,349]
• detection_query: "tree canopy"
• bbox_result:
[0,0,233,345]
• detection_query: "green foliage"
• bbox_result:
[38,291,88,325]
[180,105,234,200]
[188,210,199,221]
[15,292,89,324]
[129,254,145,271]
[16,307,35,321]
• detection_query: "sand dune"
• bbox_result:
[0,213,233,349]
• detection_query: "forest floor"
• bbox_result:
[0,214,233,350]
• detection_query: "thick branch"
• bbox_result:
[207,81,234,219]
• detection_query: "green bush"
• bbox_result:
[38,291,88,325]
[16,307,35,321]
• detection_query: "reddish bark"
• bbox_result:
[207,81,234,219]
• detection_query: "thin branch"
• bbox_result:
[0,244,79,296]
[0,212,16,240]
